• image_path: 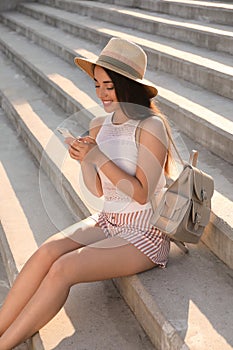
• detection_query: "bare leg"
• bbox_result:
[0,236,155,349]
[0,217,105,336]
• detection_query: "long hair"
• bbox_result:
[104,68,174,177]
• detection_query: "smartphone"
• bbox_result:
[57,128,75,139]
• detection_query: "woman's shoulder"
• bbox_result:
[89,116,107,138]
[140,115,166,134]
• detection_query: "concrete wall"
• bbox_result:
[0,0,36,12]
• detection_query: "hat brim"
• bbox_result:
[74,56,158,98]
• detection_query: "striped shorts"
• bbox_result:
[97,208,170,268]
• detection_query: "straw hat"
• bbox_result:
[74,37,158,98]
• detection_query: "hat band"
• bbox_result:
[96,55,142,79]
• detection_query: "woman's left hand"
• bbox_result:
[66,136,97,163]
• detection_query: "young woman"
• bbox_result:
[0,37,173,349]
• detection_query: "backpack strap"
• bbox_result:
[171,239,189,254]
[136,115,198,167]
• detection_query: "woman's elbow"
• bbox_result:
[135,193,148,205]
[96,188,103,198]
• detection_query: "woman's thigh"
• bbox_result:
[51,236,156,285]
[42,216,106,258]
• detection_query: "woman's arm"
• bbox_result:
[66,117,104,197]
[83,116,168,204]
[80,161,103,197]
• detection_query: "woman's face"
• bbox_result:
[94,66,120,113]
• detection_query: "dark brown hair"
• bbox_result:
[104,68,173,177]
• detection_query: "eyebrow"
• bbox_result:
[94,78,113,83]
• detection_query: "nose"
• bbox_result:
[98,86,108,99]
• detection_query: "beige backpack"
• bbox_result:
[150,150,214,253]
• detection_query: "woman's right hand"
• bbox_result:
[65,136,97,163]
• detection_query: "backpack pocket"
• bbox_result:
[151,191,190,234]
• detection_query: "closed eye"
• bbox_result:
[94,78,114,90]
[95,85,114,90]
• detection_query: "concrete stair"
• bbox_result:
[1,2,232,165]
[0,1,232,349]
[34,0,233,55]
[0,108,155,350]
[92,0,233,24]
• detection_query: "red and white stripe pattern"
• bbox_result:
[98,208,170,268]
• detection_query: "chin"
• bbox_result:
[103,104,115,113]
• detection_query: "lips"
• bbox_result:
[102,100,112,107]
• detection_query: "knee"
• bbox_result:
[36,240,60,267]
[46,255,73,287]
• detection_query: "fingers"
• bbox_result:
[78,136,96,145]
[65,136,76,145]
[67,136,96,161]
[68,144,79,160]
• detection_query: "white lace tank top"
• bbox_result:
[96,114,166,213]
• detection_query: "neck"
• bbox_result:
[112,111,129,125]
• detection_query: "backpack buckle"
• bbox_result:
[194,213,201,230]
[201,189,207,201]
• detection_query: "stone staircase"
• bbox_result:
[0,0,232,349]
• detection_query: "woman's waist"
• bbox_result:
[102,185,166,213]
[102,198,152,213]
[101,174,166,205]
[99,206,154,228]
